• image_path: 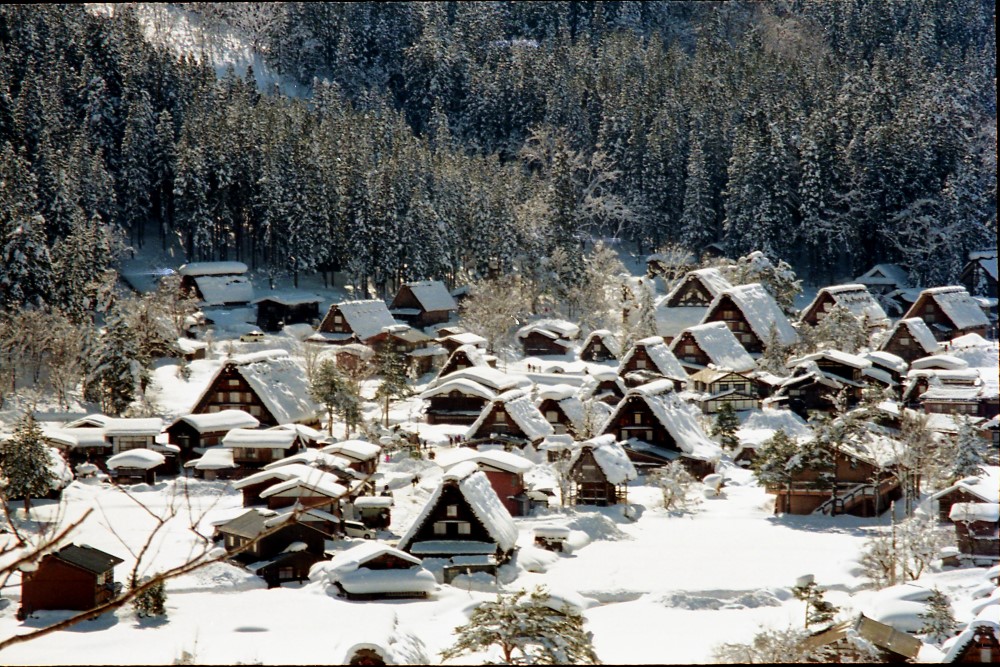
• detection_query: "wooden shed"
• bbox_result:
[20,544,123,615]
[567,435,636,506]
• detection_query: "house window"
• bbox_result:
[279,567,295,580]
[216,392,227,402]
[433,521,447,535]
[899,337,910,346]
[227,379,241,388]
[495,410,506,422]
[334,315,343,324]
[208,405,220,413]
[229,392,242,403]
[635,359,647,369]
[633,413,643,425]
[243,448,258,459]
[924,313,936,323]
[446,504,458,518]
[96,571,107,585]
[249,405,261,417]
[717,383,729,392]
[644,430,653,442]
[684,345,696,354]
[457,522,471,535]
[545,411,559,423]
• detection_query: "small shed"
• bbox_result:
[222,428,300,470]
[516,320,581,357]
[320,440,382,476]
[20,544,123,615]
[948,502,1000,563]
[311,542,437,601]
[578,329,621,363]
[106,449,165,485]
[902,286,990,341]
[178,261,254,306]
[183,447,237,481]
[567,435,636,506]
[166,409,260,461]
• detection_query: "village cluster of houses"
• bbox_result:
[14,251,999,661]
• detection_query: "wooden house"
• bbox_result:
[252,292,323,332]
[948,503,999,563]
[854,263,910,297]
[421,367,531,425]
[689,368,761,414]
[536,384,610,438]
[20,544,123,616]
[800,284,890,330]
[701,283,799,354]
[379,325,446,376]
[941,606,1000,663]
[581,369,627,406]
[437,331,488,355]
[567,435,637,506]
[516,319,581,357]
[662,267,733,308]
[902,286,989,341]
[100,418,164,455]
[106,449,166,484]
[862,351,909,393]
[178,261,254,307]
[258,472,348,512]
[320,440,382,476]
[165,409,260,462]
[878,317,942,363]
[439,448,534,517]
[233,464,333,507]
[769,441,902,516]
[352,495,394,529]
[618,336,688,390]
[189,350,319,427]
[669,322,756,374]
[645,250,697,282]
[601,381,721,477]
[42,427,111,468]
[465,389,554,446]
[396,461,518,572]
[216,509,330,588]
[930,472,999,522]
[183,447,238,481]
[959,249,998,299]
[917,375,998,419]
[316,300,400,346]
[435,344,496,382]
[389,280,458,329]
[222,428,300,471]
[578,329,621,363]
[314,542,437,601]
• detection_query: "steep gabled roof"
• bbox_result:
[854,263,909,288]
[578,329,622,359]
[467,390,554,441]
[397,463,518,554]
[664,267,733,305]
[673,322,756,372]
[881,318,941,355]
[706,283,799,346]
[570,434,636,485]
[606,388,721,462]
[397,280,457,313]
[801,284,889,326]
[905,286,989,330]
[229,352,318,425]
[619,337,687,380]
[941,606,999,662]
[331,300,400,341]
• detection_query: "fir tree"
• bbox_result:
[711,402,740,452]
[131,577,167,618]
[373,346,412,429]
[750,429,798,496]
[918,589,955,645]
[791,577,838,628]
[0,413,56,512]
[309,358,361,437]
[89,308,141,416]
[949,418,986,483]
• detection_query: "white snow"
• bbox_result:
[910,286,990,330]
[884,318,941,355]
[620,338,687,380]
[674,322,756,372]
[330,300,400,342]
[105,449,165,470]
[222,428,296,449]
[400,281,457,313]
[802,284,889,326]
[708,283,799,346]
[572,435,637,485]
[949,502,1000,523]
[178,261,249,277]
[173,410,260,433]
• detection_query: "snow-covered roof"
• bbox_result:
[708,283,798,346]
[178,261,248,277]
[332,300,400,341]
[907,286,989,330]
[106,449,165,470]
[620,337,687,380]
[259,472,347,500]
[229,354,318,425]
[855,263,909,288]
[790,349,871,370]
[929,469,1000,504]
[231,463,321,490]
[251,291,322,306]
[320,439,381,461]
[579,329,622,358]
[192,274,255,306]
[883,318,941,355]
[440,448,534,475]
[102,418,164,437]
[949,502,999,523]
[941,606,1000,662]
[420,378,498,401]
[910,354,969,371]
[222,428,297,449]
[400,280,457,312]
[802,284,889,326]
[572,434,637,485]
[862,351,908,375]
[668,268,733,300]
[185,447,236,470]
[516,319,581,341]
[174,410,260,434]
[397,465,518,554]
[441,332,488,347]
[467,390,554,442]
[263,449,353,473]
[653,303,708,339]
[42,428,109,449]
[614,390,721,462]
[673,322,756,372]
[430,367,532,393]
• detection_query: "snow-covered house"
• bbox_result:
[106,449,166,485]
[800,614,923,663]
[311,542,437,601]
[577,329,621,363]
[421,367,532,426]
[396,462,518,569]
[669,322,756,374]
[258,472,348,513]
[663,267,733,308]
[389,280,458,329]
[536,384,613,438]
[854,263,910,296]
[902,286,990,341]
[232,463,334,507]
[222,428,301,471]
[466,389,555,446]
[878,317,942,363]
[959,249,998,299]
[381,325,446,376]
[165,409,260,461]
[688,368,762,414]
[438,448,535,517]
[178,261,254,306]
[579,369,628,406]
[436,330,488,354]
[601,380,721,477]
[316,300,401,346]
[940,605,1000,663]
[618,336,688,390]
[434,343,496,382]
[770,351,874,417]
[189,350,319,427]
[320,439,382,476]
[516,319,581,357]
[216,508,330,588]
[183,447,237,481]
[700,283,799,354]
[928,469,1000,521]
[567,435,637,506]
[799,284,889,330]
[252,292,323,332]
[948,503,999,563]
[100,417,164,455]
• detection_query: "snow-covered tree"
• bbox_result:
[948,418,986,483]
[0,413,56,512]
[131,576,167,618]
[88,308,142,416]
[723,251,802,317]
[861,512,947,589]
[791,577,838,628]
[440,586,599,665]
[373,346,412,429]
[648,461,700,512]
[801,305,869,355]
[309,359,361,436]
[918,589,955,645]
[459,275,530,356]
[713,626,834,664]
[711,402,740,452]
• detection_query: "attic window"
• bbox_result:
[545,411,559,423]
[899,337,910,346]
[334,315,343,324]
[433,521,447,535]
[635,359,647,369]
[457,522,471,535]
[632,413,643,425]
[495,410,506,422]
[446,504,458,517]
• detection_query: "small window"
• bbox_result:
[457,522,471,535]
[545,411,559,423]
[633,413,642,425]
[899,337,910,346]
[229,392,241,403]
[433,521,447,535]
[227,379,241,388]
[635,358,647,369]
[495,410,506,422]
[446,504,458,517]
[644,430,653,441]
[684,345,696,354]
[279,567,295,579]
[334,315,343,324]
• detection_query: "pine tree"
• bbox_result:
[1,413,56,512]
[131,577,167,618]
[373,346,412,429]
[440,586,599,665]
[791,577,838,628]
[750,429,797,494]
[89,308,141,416]
[949,418,986,483]
[918,589,955,645]
[309,358,360,437]
[711,402,740,452]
